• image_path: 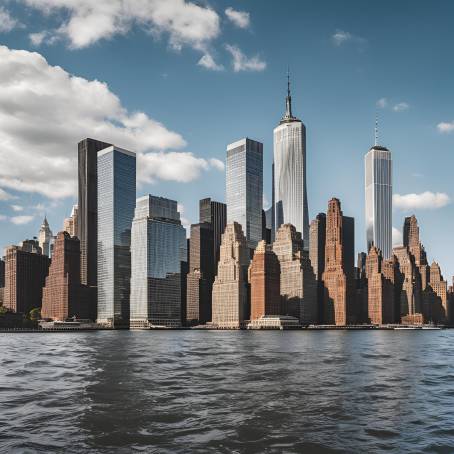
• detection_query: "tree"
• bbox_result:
[29,307,41,321]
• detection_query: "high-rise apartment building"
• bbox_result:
[38,217,53,257]
[249,240,281,321]
[41,232,81,321]
[130,195,187,328]
[273,224,317,324]
[97,146,136,328]
[226,138,263,249]
[212,223,250,328]
[273,75,309,246]
[365,137,392,259]
[78,138,111,286]
[186,222,214,325]
[4,243,50,315]
[322,198,355,325]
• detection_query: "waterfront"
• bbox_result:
[1,331,454,453]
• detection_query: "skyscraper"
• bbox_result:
[97,145,136,328]
[273,73,309,246]
[130,196,187,328]
[365,129,392,259]
[63,205,79,238]
[212,223,250,328]
[38,217,53,257]
[226,138,263,249]
[78,138,111,287]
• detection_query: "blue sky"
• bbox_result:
[0,0,453,278]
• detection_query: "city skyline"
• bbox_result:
[0,1,453,278]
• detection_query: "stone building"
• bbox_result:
[309,213,326,322]
[427,262,448,324]
[63,205,79,238]
[322,198,355,325]
[41,232,82,321]
[38,216,53,257]
[249,240,281,320]
[274,223,317,324]
[212,223,250,328]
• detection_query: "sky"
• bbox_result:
[0,0,453,277]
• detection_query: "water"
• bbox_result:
[1,330,454,453]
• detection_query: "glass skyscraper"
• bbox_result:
[273,75,309,247]
[226,137,263,249]
[97,146,136,327]
[365,141,392,259]
[130,195,187,328]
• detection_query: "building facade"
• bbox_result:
[273,75,309,246]
[97,146,136,327]
[226,138,263,249]
[365,144,392,259]
[212,223,250,328]
[63,205,79,238]
[38,217,53,257]
[130,195,187,328]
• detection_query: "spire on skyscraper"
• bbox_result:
[375,114,378,146]
[281,67,297,123]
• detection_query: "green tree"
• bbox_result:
[29,307,41,321]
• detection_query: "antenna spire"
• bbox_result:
[283,66,293,120]
[374,113,379,146]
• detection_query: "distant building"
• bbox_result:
[4,243,50,315]
[130,195,187,328]
[273,224,317,324]
[38,217,53,257]
[249,240,281,321]
[97,146,136,328]
[365,140,392,259]
[322,198,355,325]
[273,74,309,246]
[41,232,82,321]
[63,205,79,238]
[212,223,250,328]
[309,213,326,322]
[226,138,263,249]
[427,262,448,324]
[186,222,214,325]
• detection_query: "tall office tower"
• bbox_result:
[382,255,401,323]
[249,240,281,321]
[273,224,317,324]
[199,198,227,273]
[393,245,423,324]
[4,243,50,315]
[365,130,392,259]
[63,205,79,238]
[212,223,250,328]
[322,198,355,325]
[97,146,136,328]
[41,232,81,321]
[273,74,309,246]
[78,138,111,286]
[186,222,214,325]
[226,138,263,249]
[309,213,326,322]
[365,246,394,325]
[427,262,448,324]
[38,217,53,257]
[130,196,186,328]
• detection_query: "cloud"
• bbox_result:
[225,44,266,72]
[0,215,7,221]
[208,158,224,171]
[177,203,191,235]
[263,194,270,210]
[393,102,409,112]
[11,205,24,212]
[0,8,21,33]
[225,7,250,29]
[0,188,15,201]
[0,45,220,199]
[10,215,34,225]
[393,192,451,211]
[392,227,403,247]
[331,29,367,49]
[437,121,454,133]
[197,53,224,71]
[376,98,387,109]
[19,0,220,51]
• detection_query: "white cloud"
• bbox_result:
[331,29,366,48]
[11,205,24,212]
[393,102,409,112]
[208,158,224,171]
[0,188,14,201]
[19,0,220,51]
[437,121,454,133]
[0,45,219,199]
[0,215,7,221]
[177,203,191,235]
[376,98,387,109]
[393,192,451,211]
[197,53,224,71]
[0,8,21,33]
[10,215,34,225]
[225,44,266,72]
[392,227,403,247]
[263,194,270,210]
[225,7,250,29]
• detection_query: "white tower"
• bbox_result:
[38,216,53,257]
